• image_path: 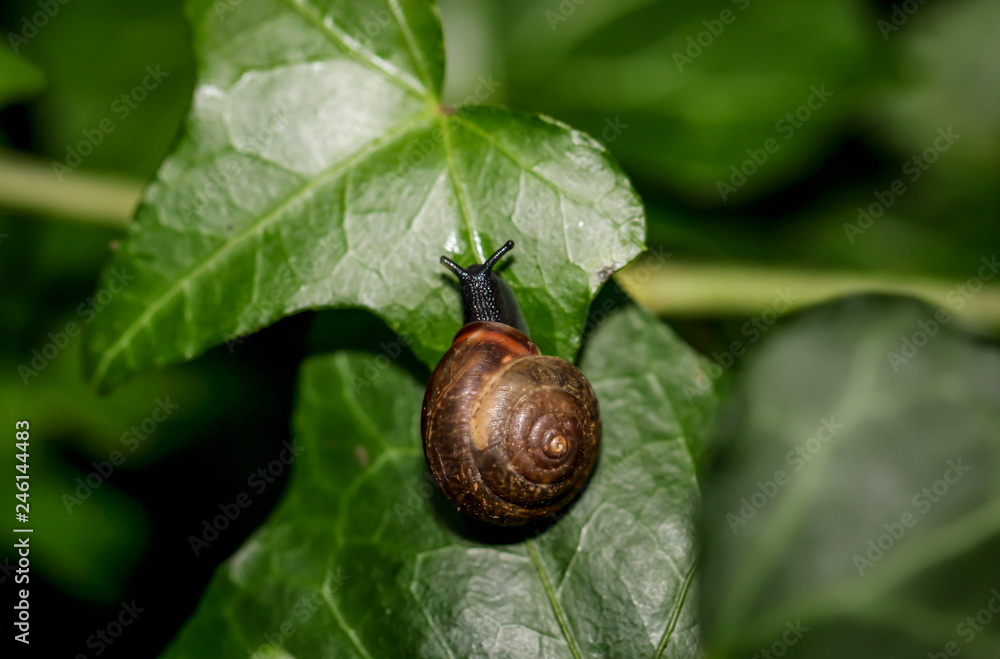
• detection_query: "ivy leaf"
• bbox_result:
[160,306,714,658]
[700,296,1000,657]
[498,0,880,204]
[83,0,644,390]
[0,46,44,108]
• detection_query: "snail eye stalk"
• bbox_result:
[483,240,514,271]
[439,256,469,280]
[439,240,515,278]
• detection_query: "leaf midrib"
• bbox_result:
[278,0,427,97]
[737,495,1000,651]
[90,112,434,386]
[714,334,884,639]
[438,113,482,262]
[653,552,699,659]
[527,539,584,659]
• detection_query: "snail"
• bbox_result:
[421,240,601,526]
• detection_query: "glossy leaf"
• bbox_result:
[83,0,644,389]
[161,306,715,658]
[497,0,880,204]
[701,296,1000,658]
[0,46,44,108]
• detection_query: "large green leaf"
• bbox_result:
[160,306,714,658]
[0,46,44,109]
[83,0,644,389]
[701,296,1000,658]
[18,0,196,176]
[495,0,881,204]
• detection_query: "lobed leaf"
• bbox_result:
[160,306,715,658]
[83,0,644,389]
[701,296,1000,658]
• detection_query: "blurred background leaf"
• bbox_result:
[0,44,44,110]
[11,0,195,175]
[497,0,882,204]
[701,296,1000,658]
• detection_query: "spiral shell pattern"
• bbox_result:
[421,321,601,525]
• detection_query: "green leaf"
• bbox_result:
[700,296,1000,657]
[20,0,196,176]
[0,46,44,109]
[83,0,644,390]
[497,0,881,204]
[160,306,714,658]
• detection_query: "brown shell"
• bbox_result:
[421,321,601,525]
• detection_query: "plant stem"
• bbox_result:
[2,149,998,328]
[615,259,1000,330]
[0,149,143,229]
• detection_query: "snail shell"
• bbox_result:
[421,242,601,525]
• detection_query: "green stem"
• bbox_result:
[0,149,143,229]
[2,149,998,328]
[616,258,1000,329]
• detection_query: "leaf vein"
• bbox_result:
[410,552,459,659]
[387,0,435,93]
[438,115,482,261]
[277,0,426,97]
[454,114,608,211]
[322,583,375,659]
[90,113,432,385]
[653,552,699,659]
[527,540,583,659]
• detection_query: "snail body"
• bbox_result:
[421,241,600,526]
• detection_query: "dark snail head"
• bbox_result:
[439,241,527,333]
[422,240,601,526]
